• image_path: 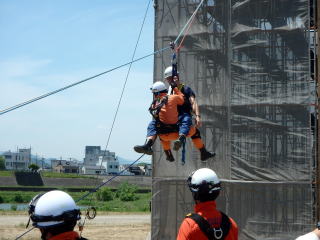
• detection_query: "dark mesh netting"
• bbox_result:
[152,0,314,239]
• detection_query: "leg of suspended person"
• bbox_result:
[190,128,216,161]
[159,137,175,162]
[134,120,157,155]
[173,113,192,151]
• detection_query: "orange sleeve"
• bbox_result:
[177,219,192,240]
[227,217,239,240]
[172,87,184,105]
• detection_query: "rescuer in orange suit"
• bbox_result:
[27,190,88,240]
[177,168,238,240]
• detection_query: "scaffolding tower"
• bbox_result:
[152,0,317,239]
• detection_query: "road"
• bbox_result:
[0,213,151,240]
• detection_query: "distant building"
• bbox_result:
[2,148,31,170]
[98,155,119,175]
[83,146,101,166]
[83,146,116,166]
[119,165,134,175]
[119,163,152,176]
[81,165,106,175]
[128,166,144,175]
[143,164,152,176]
[51,160,80,173]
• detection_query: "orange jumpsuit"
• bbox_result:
[156,87,184,124]
[177,201,238,240]
[49,231,87,240]
[154,87,205,151]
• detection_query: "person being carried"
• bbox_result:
[134,80,213,162]
[27,190,88,240]
[177,168,238,240]
[134,68,214,161]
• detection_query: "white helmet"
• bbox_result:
[151,81,167,93]
[164,66,179,79]
[28,190,80,228]
[187,168,221,202]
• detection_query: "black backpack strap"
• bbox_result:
[185,211,231,240]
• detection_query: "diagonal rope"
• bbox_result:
[103,0,152,157]
[76,154,145,202]
[14,227,35,240]
[1,0,205,117]
[87,0,152,212]
[14,0,206,238]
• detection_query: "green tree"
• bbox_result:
[0,156,5,170]
[96,187,114,201]
[116,182,138,201]
[13,194,24,203]
[28,163,39,172]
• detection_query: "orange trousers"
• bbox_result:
[159,126,204,151]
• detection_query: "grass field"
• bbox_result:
[0,189,151,212]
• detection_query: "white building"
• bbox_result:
[2,148,31,170]
[81,165,106,175]
[97,155,119,175]
[83,146,117,166]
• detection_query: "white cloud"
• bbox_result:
[0,57,51,79]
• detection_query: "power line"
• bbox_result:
[0,0,205,117]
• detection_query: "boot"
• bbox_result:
[173,135,186,151]
[164,150,175,162]
[134,139,153,155]
[200,147,216,161]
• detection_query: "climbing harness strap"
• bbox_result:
[185,211,231,240]
[156,121,179,134]
[181,140,186,165]
[148,96,169,118]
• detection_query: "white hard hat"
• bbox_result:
[187,168,221,201]
[151,81,167,93]
[29,190,80,228]
[164,66,179,79]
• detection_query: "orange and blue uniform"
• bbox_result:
[154,86,184,124]
[177,201,238,240]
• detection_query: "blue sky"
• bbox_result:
[0,0,155,161]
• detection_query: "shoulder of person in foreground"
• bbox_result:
[296,229,320,240]
[176,217,199,240]
[228,216,239,239]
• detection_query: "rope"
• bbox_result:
[174,0,205,46]
[181,140,186,165]
[88,0,152,213]
[103,0,152,160]
[76,154,145,202]
[15,227,35,240]
[0,0,205,117]
[14,0,206,238]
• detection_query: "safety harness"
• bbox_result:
[185,211,231,240]
[148,95,180,134]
